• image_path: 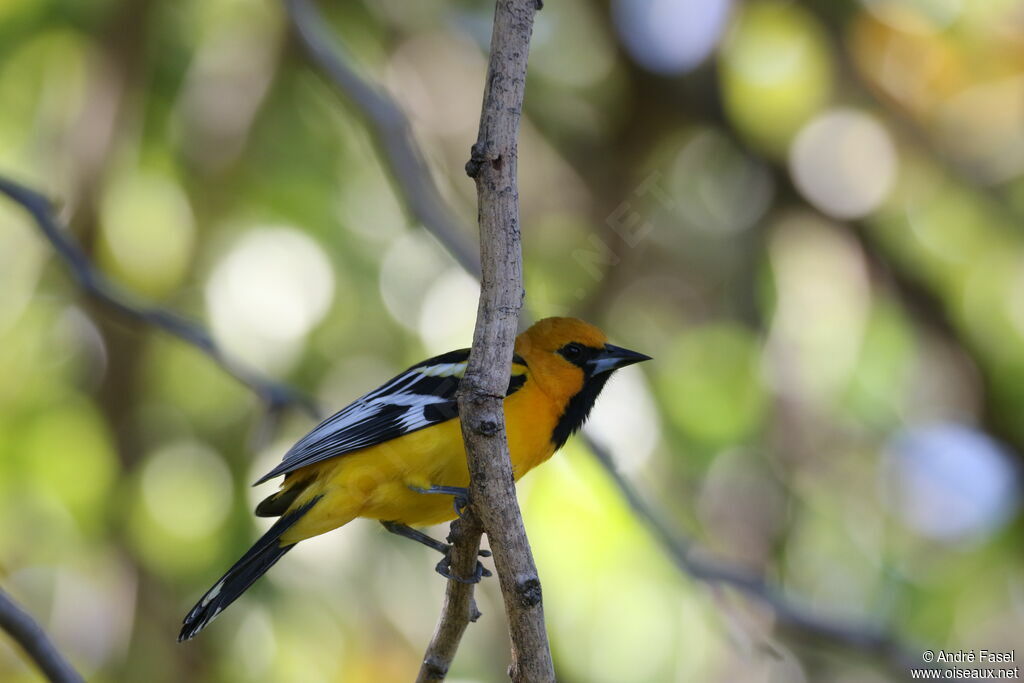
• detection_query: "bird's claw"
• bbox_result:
[435,551,492,584]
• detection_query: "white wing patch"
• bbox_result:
[417,361,468,377]
[367,392,449,407]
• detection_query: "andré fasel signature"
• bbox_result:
[923,649,1016,664]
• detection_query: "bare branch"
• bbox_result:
[0,177,318,419]
[283,0,481,278]
[0,587,84,683]
[580,435,918,669]
[454,1,553,682]
[414,515,485,683]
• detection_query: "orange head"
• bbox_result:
[514,317,650,408]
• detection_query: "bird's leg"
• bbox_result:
[380,520,449,553]
[408,485,471,518]
[380,520,493,584]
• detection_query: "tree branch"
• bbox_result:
[283,0,480,278]
[451,1,553,682]
[0,587,84,683]
[414,514,485,683]
[580,435,917,669]
[0,177,318,419]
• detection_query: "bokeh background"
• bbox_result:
[2,0,1024,681]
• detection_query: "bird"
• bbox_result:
[178,317,650,641]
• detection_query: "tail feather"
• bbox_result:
[178,496,321,642]
[254,476,313,518]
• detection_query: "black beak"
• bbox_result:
[587,343,652,375]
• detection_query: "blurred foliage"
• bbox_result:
[1,0,1023,681]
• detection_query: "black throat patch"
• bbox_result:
[550,371,611,451]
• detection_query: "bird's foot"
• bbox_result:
[434,548,492,584]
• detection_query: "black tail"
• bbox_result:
[178,497,320,641]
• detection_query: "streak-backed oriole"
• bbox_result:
[179,316,649,641]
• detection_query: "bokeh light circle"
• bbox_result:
[141,440,233,540]
[613,0,733,75]
[789,109,897,219]
[417,267,480,355]
[881,424,1019,543]
[206,226,335,373]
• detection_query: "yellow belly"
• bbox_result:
[279,385,559,543]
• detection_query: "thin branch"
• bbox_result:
[0,587,84,683]
[454,1,553,682]
[283,0,481,279]
[0,177,318,418]
[414,515,485,683]
[580,434,918,669]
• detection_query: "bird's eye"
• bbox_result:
[561,343,583,360]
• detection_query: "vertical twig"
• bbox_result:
[451,1,554,681]
[0,588,84,683]
[414,515,485,683]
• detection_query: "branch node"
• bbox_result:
[475,419,500,437]
[469,598,482,623]
[421,656,449,678]
[465,142,496,178]
[514,575,542,608]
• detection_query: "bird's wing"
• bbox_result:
[255,349,528,484]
